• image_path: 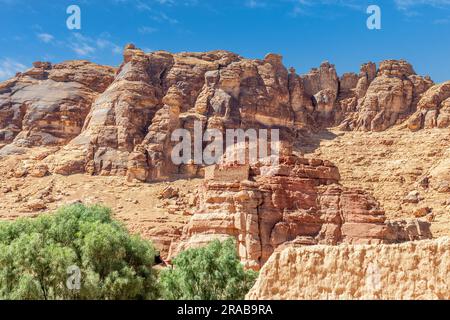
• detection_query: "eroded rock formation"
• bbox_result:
[0,61,115,150]
[246,237,450,300]
[0,46,446,275]
[408,81,450,130]
[1,46,445,182]
[339,60,433,131]
[42,48,307,180]
[170,155,431,270]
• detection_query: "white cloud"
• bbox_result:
[37,33,54,43]
[68,33,122,57]
[394,0,450,10]
[0,58,27,81]
[287,0,364,17]
[69,33,96,56]
[118,0,179,24]
[256,0,450,16]
[138,26,158,34]
[151,11,179,24]
[71,43,96,56]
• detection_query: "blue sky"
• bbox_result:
[1,0,450,82]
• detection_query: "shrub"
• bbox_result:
[159,238,258,300]
[0,204,158,300]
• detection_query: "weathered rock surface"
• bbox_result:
[340,60,433,131]
[1,47,445,182]
[408,81,450,130]
[303,127,450,240]
[300,61,339,125]
[45,48,306,181]
[246,237,450,300]
[0,61,115,148]
[0,47,447,276]
[170,155,431,270]
[428,147,450,193]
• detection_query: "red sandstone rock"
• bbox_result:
[0,61,115,148]
[170,155,431,270]
[1,47,444,181]
[0,47,440,272]
[340,60,433,131]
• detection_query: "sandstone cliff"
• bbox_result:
[0,45,449,270]
[339,60,433,131]
[0,46,444,182]
[170,155,431,270]
[246,237,450,300]
[0,60,115,150]
[408,81,450,130]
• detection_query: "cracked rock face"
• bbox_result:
[41,49,307,181]
[408,81,450,131]
[0,46,445,275]
[339,60,433,131]
[0,61,115,149]
[246,237,450,300]
[1,46,444,181]
[169,155,431,270]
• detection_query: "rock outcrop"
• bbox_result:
[1,46,444,182]
[43,48,306,181]
[408,81,450,130]
[170,155,431,270]
[246,237,450,300]
[428,147,450,193]
[0,61,115,149]
[300,62,339,125]
[0,47,448,288]
[339,60,433,131]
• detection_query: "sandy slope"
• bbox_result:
[0,150,200,256]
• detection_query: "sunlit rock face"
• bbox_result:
[0,61,115,148]
[247,237,450,300]
[170,155,431,270]
[339,60,433,131]
[0,45,444,278]
[1,46,442,181]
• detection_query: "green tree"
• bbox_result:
[0,204,158,300]
[159,238,258,300]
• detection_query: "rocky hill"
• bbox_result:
[0,45,449,277]
[1,45,446,181]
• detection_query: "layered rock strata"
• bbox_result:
[339,60,433,131]
[170,155,431,270]
[0,60,115,149]
[408,81,450,130]
[0,46,444,182]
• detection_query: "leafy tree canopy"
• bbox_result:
[159,238,258,300]
[0,204,158,300]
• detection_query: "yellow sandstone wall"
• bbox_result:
[247,238,450,300]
